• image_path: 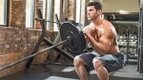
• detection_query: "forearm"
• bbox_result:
[85,34,107,54]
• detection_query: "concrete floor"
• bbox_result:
[1,63,143,80]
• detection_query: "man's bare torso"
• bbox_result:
[84,20,119,54]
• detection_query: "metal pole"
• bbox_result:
[43,37,74,60]
[139,2,143,73]
[53,14,61,43]
[138,0,143,73]
[0,39,67,71]
[35,18,60,24]
[25,9,46,69]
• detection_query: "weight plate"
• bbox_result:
[60,21,86,55]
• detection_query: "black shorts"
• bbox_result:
[80,51,124,72]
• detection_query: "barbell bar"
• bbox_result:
[35,18,60,24]
[0,39,68,71]
[0,21,86,71]
[43,37,74,60]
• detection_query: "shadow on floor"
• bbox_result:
[1,63,143,80]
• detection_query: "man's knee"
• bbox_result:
[73,56,84,66]
[92,58,103,69]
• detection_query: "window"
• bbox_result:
[26,0,35,28]
[76,0,81,23]
[75,0,87,26]
[0,0,8,25]
[34,0,54,30]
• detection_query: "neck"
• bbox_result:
[93,16,103,26]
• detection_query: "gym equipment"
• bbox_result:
[0,9,86,71]
[60,21,86,55]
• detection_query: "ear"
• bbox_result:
[97,10,102,14]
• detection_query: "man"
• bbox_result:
[73,1,124,80]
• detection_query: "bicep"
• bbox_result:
[99,36,113,51]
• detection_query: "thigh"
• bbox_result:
[100,54,124,72]
[80,51,99,72]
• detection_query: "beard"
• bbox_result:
[87,14,99,21]
[87,16,97,21]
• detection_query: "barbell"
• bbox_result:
[60,21,86,55]
[0,21,86,71]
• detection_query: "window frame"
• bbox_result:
[0,0,9,26]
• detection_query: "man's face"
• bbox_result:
[86,6,100,20]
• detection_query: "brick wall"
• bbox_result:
[0,27,57,77]
[9,0,26,27]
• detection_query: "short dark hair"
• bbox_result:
[87,1,102,10]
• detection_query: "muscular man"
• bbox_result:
[73,1,124,80]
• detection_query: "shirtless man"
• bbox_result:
[73,1,124,80]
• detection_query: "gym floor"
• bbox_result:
[1,63,143,80]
